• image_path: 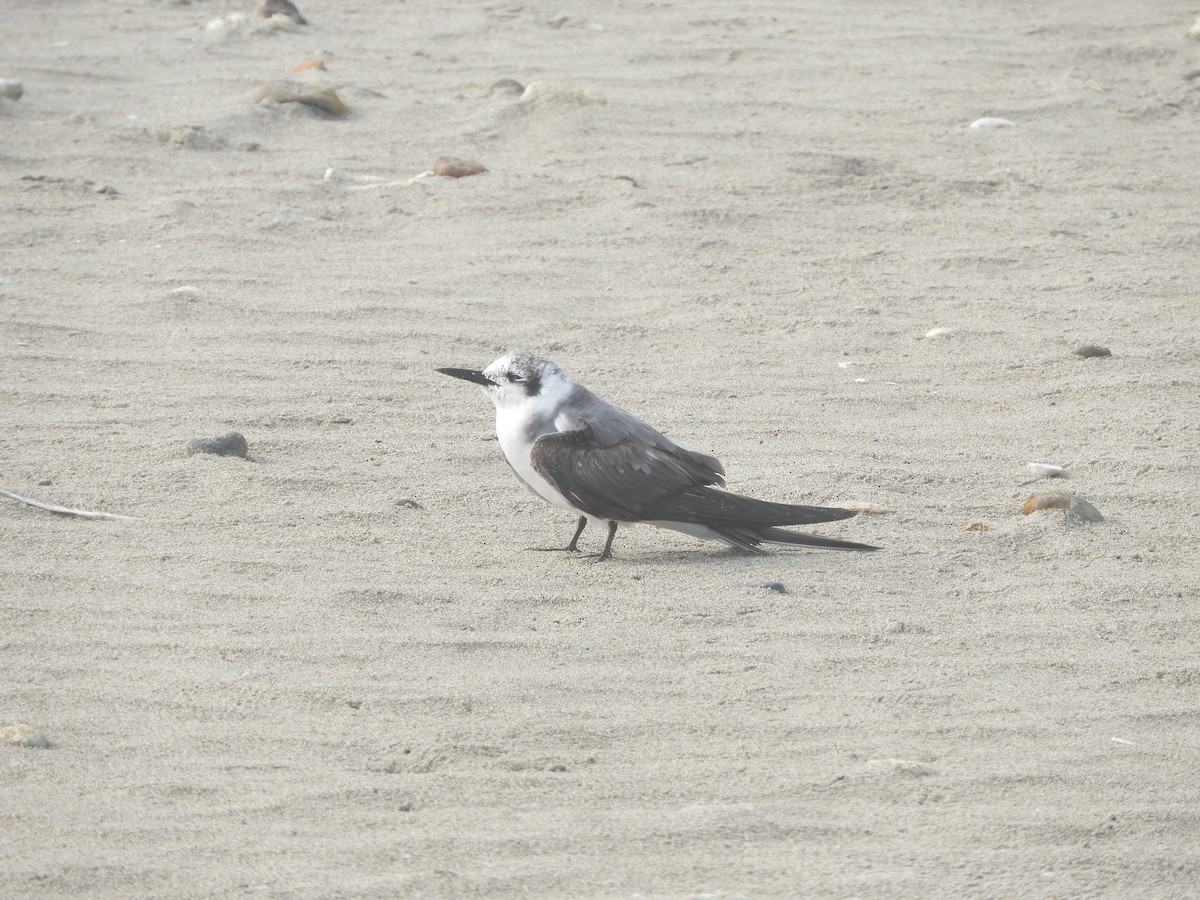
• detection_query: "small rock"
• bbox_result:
[488,78,525,96]
[433,156,487,178]
[959,522,989,532]
[396,498,424,510]
[1021,492,1104,523]
[1072,343,1111,358]
[250,82,347,116]
[186,432,249,459]
[1,724,51,749]
[0,79,25,101]
[260,0,307,25]
[740,580,788,595]
[347,699,362,710]
[329,414,353,425]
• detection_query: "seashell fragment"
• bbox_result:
[518,81,606,107]
[1021,492,1104,523]
[1190,16,1200,39]
[250,82,347,116]
[186,432,249,459]
[260,0,307,25]
[433,156,487,178]
[959,522,989,532]
[0,79,24,101]
[291,59,326,73]
[1,724,51,748]
[969,117,1016,129]
[923,326,954,339]
[1027,462,1065,478]
[1071,343,1111,358]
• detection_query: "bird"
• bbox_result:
[437,351,879,561]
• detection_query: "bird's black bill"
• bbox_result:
[437,367,495,387]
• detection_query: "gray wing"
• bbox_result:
[529,388,725,522]
[531,387,859,528]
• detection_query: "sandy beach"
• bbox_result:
[3,1,1199,895]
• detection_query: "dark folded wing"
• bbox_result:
[530,426,725,522]
[643,485,858,527]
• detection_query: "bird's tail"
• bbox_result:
[654,521,879,553]
[753,526,879,552]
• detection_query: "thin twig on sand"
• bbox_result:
[0,487,137,521]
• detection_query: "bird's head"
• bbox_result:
[438,351,568,411]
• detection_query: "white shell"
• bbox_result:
[969,117,1016,129]
[1027,462,1065,478]
[924,326,954,339]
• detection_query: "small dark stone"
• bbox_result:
[186,432,249,459]
[1072,343,1112,358]
[259,0,306,25]
[347,699,362,710]
[396,498,424,510]
[740,580,789,595]
[38,479,51,487]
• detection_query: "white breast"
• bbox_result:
[494,406,578,513]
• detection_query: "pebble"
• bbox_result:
[959,522,989,532]
[1072,343,1111,358]
[0,724,51,749]
[1021,492,1104,523]
[0,79,24,101]
[433,157,488,178]
[186,432,249,459]
[260,0,307,25]
[969,117,1016,129]
[740,580,788,594]
[488,78,525,96]
[250,82,348,116]
[396,498,424,510]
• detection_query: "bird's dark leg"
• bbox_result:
[594,520,618,562]
[529,516,587,553]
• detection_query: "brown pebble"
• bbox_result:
[1021,492,1104,523]
[1,724,51,749]
[1072,343,1111,358]
[433,156,487,178]
[960,522,990,532]
[186,432,249,459]
[291,59,326,73]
